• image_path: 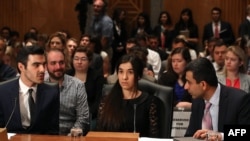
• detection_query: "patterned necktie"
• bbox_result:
[202,102,213,130]
[28,88,35,125]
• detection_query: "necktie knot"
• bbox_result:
[28,88,33,95]
[205,102,212,111]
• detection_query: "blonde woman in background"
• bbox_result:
[217,45,250,93]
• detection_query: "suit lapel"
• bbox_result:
[10,78,24,129]
[218,85,228,131]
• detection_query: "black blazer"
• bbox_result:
[239,19,250,37]
[0,78,60,134]
[153,25,174,50]
[202,21,235,45]
[185,84,250,137]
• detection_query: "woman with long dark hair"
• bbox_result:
[96,54,161,137]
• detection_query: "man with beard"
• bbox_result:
[0,46,59,134]
[45,48,90,136]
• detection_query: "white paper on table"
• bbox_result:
[8,133,16,139]
[139,137,174,141]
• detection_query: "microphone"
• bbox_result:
[5,98,17,128]
[133,104,137,133]
[0,98,16,141]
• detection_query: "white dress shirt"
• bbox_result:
[19,78,37,128]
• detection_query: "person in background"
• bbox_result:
[0,26,12,46]
[212,39,227,75]
[46,32,71,71]
[0,37,17,81]
[147,35,168,61]
[100,50,111,82]
[217,46,250,93]
[66,37,78,58]
[0,45,60,134]
[202,7,235,46]
[239,4,250,38]
[45,48,89,135]
[131,12,152,38]
[184,57,250,141]
[158,47,192,108]
[153,11,174,51]
[111,8,128,74]
[87,0,113,60]
[67,47,104,130]
[174,8,199,53]
[96,54,161,137]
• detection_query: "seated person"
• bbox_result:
[184,58,250,141]
[96,54,161,137]
[0,46,59,134]
[217,45,250,93]
[158,47,192,108]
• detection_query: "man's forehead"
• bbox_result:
[27,54,45,62]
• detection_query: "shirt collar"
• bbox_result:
[19,78,37,94]
[207,83,220,106]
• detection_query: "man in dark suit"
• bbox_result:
[239,5,250,38]
[202,7,235,46]
[184,58,250,140]
[0,46,60,134]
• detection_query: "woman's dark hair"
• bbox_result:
[72,46,93,62]
[158,11,172,26]
[97,54,144,130]
[177,8,195,29]
[165,47,192,85]
[136,12,151,29]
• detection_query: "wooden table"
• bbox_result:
[9,134,86,141]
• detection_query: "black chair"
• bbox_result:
[102,79,174,138]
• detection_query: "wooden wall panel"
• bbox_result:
[0,0,80,40]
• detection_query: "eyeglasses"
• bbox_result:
[73,57,88,62]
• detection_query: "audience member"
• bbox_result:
[0,26,12,46]
[200,37,218,61]
[46,32,71,71]
[202,7,235,46]
[153,11,174,51]
[67,47,104,130]
[184,57,250,141]
[45,48,89,135]
[111,8,128,73]
[217,45,250,93]
[174,8,199,53]
[148,35,168,61]
[66,37,78,57]
[212,39,227,74]
[136,34,162,80]
[0,45,60,134]
[96,54,161,137]
[0,37,17,81]
[158,47,192,108]
[131,12,153,38]
[239,4,250,38]
[87,0,113,60]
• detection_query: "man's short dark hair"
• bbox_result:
[185,57,218,86]
[16,46,45,73]
[211,7,222,14]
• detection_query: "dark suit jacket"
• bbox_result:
[83,68,104,119]
[202,21,235,45]
[0,78,60,134]
[239,19,250,37]
[185,84,250,136]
